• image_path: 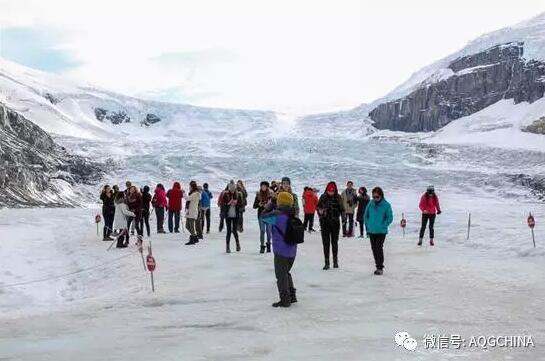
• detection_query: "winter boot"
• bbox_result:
[266,242,271,253]
[430,239,435,246]
[333,258,339,269]
[417,238,423,246]
[185,235,197,245]
[272,300,291,308]
[236,241,241,252]
[290,288,298,303]
[374,269,383,275]
[226,242,231,253]
[260,245,266,254]
[116,237,127,248]
[323,261,330,270]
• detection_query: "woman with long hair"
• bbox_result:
[221,180,242,253]
[236,180,248,232]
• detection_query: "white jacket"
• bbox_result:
[186,191,201,219]
[113,203,135,229]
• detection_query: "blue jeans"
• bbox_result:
[258,217,272,247]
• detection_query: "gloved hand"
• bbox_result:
[437,211,442,215]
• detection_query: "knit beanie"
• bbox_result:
[277,192,294,207]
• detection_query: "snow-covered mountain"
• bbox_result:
[310,12,545,142]
[0,103,104,207]
[0,58,278,140]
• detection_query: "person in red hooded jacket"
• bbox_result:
[418,185,441,246]
[167,181,184,233]
[152,184,168,233]
[302,187,319,232]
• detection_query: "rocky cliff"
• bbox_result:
[369,42,545,132]
[0,103,104,207]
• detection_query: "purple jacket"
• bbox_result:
[261,206,297,258]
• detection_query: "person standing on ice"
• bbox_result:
[236,180,248,233]
[100,185,115,241]
[113,192,135,248]
[166,182,183,233]
[278,177,300,218]
[140,185,152,237]
[317,182,344,270]
[341,181,358,237]
[185,181,201,245]
[221,180,242,253]
[200,183,213,234]
[363,187,393,275]
[253,181,273,253]
[127,185,143,237]
[152,184,168,233]
[217,186,227,233]
[356,187,370,238]
[418,185,441,246]
[261,192,299,308]
[302,186,318,232]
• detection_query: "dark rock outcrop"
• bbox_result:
[508,173,545,201]
[94,107,131,124]
[369,43,545,132]
[141,113,161,127]
[0,103,105,207]
[522,116,545,134]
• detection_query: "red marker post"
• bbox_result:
[528,212,536,248]
[400,213,407,238]
[146,243,156,292]
[95,214,102,236]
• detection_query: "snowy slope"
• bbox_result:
[426,98,545,151]
[0,58,278,140]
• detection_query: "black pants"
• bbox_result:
[274,254,295,304]
[102,208,114,239]
[303,213,315,231]
[320,219,340,264]
[155,207,165,232]
[358,217,366,237]
[219,214,225,232]
[237,210,244,232]
[168,210,180,232]
[419,214,436,239]
[139,209,150,237]
[342,213,354,236]
[127,217,143,237]
[200,208,211,233]
[226,217,239,246]
[369,233,386,270]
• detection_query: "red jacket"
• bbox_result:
[419,194,441,214]
[167,182,184,211]
[303,189,319,214]
[153,187,168,208]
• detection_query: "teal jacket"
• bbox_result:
[363,198,393,234]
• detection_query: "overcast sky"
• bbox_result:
[1,0,545,114]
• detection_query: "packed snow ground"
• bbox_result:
[1,199,544,360]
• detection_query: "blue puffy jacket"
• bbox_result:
[363,198,393,234]
[201,190,212,208]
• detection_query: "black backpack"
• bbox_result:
[276,215,305,245]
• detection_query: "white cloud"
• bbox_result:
[2,0,545,113]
